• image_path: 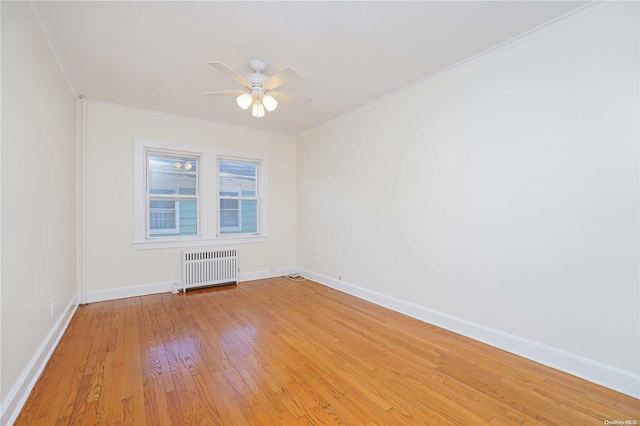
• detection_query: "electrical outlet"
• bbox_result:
[50,302,55,318]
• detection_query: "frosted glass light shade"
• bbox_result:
[262,95,278,112]
[251,101,265,118]
[236,93,253,110]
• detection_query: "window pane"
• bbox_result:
[219,160,256,195]
[150,209,176,230]
[220,199,238,209]
[148,197,198,237]
[241,199,258,233]
[149,154,197,194]
[177,200,198,236]
[150,188,175,195]
[150,199,175,209]
[147,152,198,238]
[220,196,240,231]
[220,210,239,228]
[149,196,175,235]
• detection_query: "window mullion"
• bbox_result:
[219,196,257,201]
[148,193,199,200]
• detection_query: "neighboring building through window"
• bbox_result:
[149,189,179,234]
[147,152,199,238]
[218,159,259,235]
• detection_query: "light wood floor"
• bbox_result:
[16,277,639,425]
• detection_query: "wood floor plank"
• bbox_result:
[39,309,98,424]
[14,277,640,425]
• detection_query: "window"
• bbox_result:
[134,138,268,249]
[149,189,179,234]
[219,191,241,232]
[218,159,259,235]
[146,151,199,238]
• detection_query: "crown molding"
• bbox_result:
[297,0,615,138]
[29,1,78,98]
[86,99,297,140]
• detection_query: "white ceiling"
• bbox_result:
[37,1,589,136]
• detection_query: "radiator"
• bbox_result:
[182,248,238,291]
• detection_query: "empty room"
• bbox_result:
[2,1,639,425]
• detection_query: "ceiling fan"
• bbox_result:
[202,60,311,118]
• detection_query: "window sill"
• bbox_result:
[133,235,269,250]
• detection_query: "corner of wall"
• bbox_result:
[0,295,78,426]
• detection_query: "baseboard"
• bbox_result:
[82,267,297,304]
[240,266,298,282]
[296,268,640,400]
[83,280,176,303]
[0,294,78,426]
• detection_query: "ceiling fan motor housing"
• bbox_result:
[247,60,269,95]
[247,73,268,85]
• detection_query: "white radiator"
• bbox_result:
[182,248,238,291]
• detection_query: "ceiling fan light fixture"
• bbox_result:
[262,94,278,112]
[206,60,310,118]
[236,93,253,110]
[252,100,265,118]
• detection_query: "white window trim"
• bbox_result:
[133,138,269,250]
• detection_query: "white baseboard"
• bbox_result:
[82,267,297,304]
[240,266,297,282]
[0,294,78,426]
[296,268,640,400]
[83,280,176,303]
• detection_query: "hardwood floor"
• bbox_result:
[15,277,639,425]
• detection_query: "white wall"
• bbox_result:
[1,1,77,404]
[297,1,639,377]
[84,102,296,294]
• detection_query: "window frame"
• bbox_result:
[144,148,200,240]
[217,157,261,237]
[133,138,269,250]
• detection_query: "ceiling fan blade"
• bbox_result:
[269,91,311,106]
[201,90,247,97]
[208,62,251,88]
[263,68,301,91]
